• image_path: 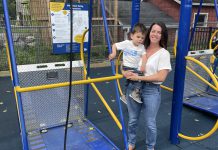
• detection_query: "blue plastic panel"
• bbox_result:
[183,95,218,116]
[28,120,118,150]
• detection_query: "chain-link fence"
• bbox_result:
[1,0,217,71]
[1,20,218,71]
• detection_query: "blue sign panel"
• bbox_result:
[50,2,89,54]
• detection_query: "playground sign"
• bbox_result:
[50,2,89,54]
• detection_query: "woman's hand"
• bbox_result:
[126,73,139,81]
[122,70,135,78]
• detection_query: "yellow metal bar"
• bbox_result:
[4,33,13,80]
[179,119,218,140]
[13,88,21,123]
[160,85,173,92]
[80,29,89,79]
[4,33,22,130]
[209,44,218,79]
[209,30,218,49]
[186,66,218,91]
[90,82,122,130]
[116,52,124,96]
[185,56,218,91]
[79,29,122,130]
[15,74,123,92]
[173,36,177,56]
[117,79,124,96]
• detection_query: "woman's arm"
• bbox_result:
[127,69,170,82]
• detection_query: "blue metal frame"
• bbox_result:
[86,119,120,150]
[170,0,192,144]
[214,0,218,19]
[2,0,28,149]
[131,0,141,29]
[188,0,203,50]
[84,0,93,117]
[100,0,128,149]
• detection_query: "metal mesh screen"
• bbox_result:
[184,51,215,98]
[18,61,84,132]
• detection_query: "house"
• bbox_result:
[148,0,218,27]
[113,0,177,27]
[102,0,177,49]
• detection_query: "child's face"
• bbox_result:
[131,32,145,46]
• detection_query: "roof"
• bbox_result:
[116,1,177,27]
[192,0,214,3]
[174,0,215,6]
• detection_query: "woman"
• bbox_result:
[123,22,172,150]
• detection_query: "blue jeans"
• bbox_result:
[123,66,143,95]
[126,82,161,150]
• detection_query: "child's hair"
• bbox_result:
[131,23,147,35]
[127,23,147,40]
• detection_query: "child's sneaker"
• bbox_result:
[129,89,142,103]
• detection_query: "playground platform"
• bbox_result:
[0,65,218,150]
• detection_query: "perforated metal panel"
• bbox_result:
[17,61,85,132]
[184,50,214,98]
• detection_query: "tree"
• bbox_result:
[0,0,16,19]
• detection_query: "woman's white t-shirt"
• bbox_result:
[115,40,145,69]
[143,48,172,84]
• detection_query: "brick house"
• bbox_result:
[148,0,217,27]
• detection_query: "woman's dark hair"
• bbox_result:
[127,23,147,40]
[144,22,168,49]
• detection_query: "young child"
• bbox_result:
[109,23,147,103]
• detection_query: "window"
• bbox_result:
[193,13,208,27]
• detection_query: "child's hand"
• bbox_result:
[109,53,116,61]
[139,65,145,72]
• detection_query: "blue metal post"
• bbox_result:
[131,0,141,29]
[214,0,218,19]
[188,0,203,50]
[2,0,29,149]
[170,0,192,144]
[100,0,128,149]
[84,0,93,117]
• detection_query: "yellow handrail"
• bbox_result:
[80,29,122,130]
[185,56,218,91]
[173,36,177,56]
[4,33,13,79]
[209,29,218,49]
[4,32,21,125]
[209,44,218,79]
[160,85,173,92]
[15,75,123,92]
[209,30,218,79]
[166,31,218,141]
[116,51,124,96]
[178,120,218,140]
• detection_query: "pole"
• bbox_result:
[131,0,140,29]
[170,0,192,144]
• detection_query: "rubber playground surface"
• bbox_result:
[0,66,218,150]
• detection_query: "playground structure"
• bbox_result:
[2,0,218,150]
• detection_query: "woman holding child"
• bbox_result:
[123,22,172,150]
